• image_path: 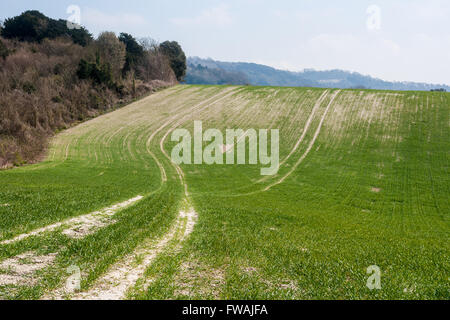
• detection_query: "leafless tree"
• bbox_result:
[95,32,126,81]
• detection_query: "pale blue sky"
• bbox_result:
[1,0,449,85]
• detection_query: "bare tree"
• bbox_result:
[138,37,159,52]
[95,32,126,81]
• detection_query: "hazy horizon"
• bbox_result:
[187,56,449,87]
[1,0,449,86]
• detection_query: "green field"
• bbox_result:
[0,85,448,300]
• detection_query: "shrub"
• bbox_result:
[76,58,113,86]
[0,39,9,59]
[95,32,126,81]
[51,96,63,103]
[1,10,92,46]
[22,81,36,94]
[137,50,176,83]
[77,59,93,79]
[159,41,187,81]
[119,33,144,75]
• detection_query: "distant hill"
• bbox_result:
[186,63,249,85]
[186,57,449,91]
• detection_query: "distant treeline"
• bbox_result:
[0,10,187,167]
[186,57,450,91]
[186,63,249,85]
[430,88,446,92]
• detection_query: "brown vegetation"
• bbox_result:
[0,36,176,167]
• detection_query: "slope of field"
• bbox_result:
[0,85,448,300]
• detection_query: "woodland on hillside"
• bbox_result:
[0,11,186,167]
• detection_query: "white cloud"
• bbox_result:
[170,4,232,28]
[402,0,450,21]
[286,32,449,84]
[277,33,406,80]
[304,33,402,60]
[252,59,299,72]
[82,7,147,32]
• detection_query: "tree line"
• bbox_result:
[0,10,187,82]
[0,10,186,167]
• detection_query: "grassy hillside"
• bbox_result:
[0,85,448,300]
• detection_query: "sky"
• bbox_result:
[1,0,449,85]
